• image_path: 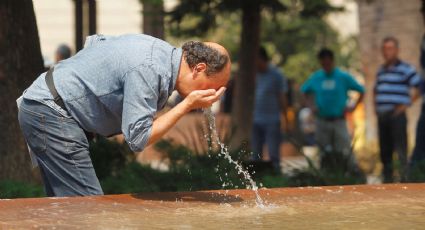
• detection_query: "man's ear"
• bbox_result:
[193,63,207,74]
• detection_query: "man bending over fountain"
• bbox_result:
[17,34,231,197]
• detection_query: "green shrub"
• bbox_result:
[101,140,249,194]
[287,149,366,186]
[0,180,44,199]
[101,162,169,194]
[89,137,135,180]
[409,160,425,182]
[97,138,366,195]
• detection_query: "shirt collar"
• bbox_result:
[170,47,183,93]
[323,67,337,77]
[383,59,402,70]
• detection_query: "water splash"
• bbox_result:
[203,108,265,207]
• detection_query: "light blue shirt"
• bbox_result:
[301,68,364,118]
[253,64,287,124]
[21,34,182,152]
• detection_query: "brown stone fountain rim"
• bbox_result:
[1,183,424,208]
[1,183,425,229]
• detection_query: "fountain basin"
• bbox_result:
[1,184,425,229]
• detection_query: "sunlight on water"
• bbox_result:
[203,108,265,207]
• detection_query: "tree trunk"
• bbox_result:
[142,0,164,39]
[230,2,261,149]
[0,0,44,181]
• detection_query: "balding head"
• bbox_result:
[182,41,230,76]
[203,41,231,78]
[177,41,231,97]
[203,42,229,60]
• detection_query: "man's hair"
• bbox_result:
[382,36,399,48]
[421,0,425,13]
[317,48,334,60]
[56,44,72,60]
[182,41,229,76]
[258,46,269,61]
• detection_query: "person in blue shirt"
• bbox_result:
[17,35,231,197]
[251,47,288,172]
[301,48,364,156]
[375,37,421,183]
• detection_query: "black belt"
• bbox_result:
[319,116,345,121]
[45,67,67,111]
[45,68,96,142]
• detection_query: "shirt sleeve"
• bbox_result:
[346,74,365,93]
[122,68,158,152]
[301,76,313,94]
[406,68,421,87]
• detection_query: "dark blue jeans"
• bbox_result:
[18,99,103,196]
[410,103,425,169]
[251,121,281,170]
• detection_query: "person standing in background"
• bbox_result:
[301,48,364,158]
[374,37,421,183]
[251,46,288,172]
[55,44,72,63]
[409,2,425,174]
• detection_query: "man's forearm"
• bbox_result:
[147,101,190,145]
[411,88,420,104]
[353,93,364,110]
[280,94,288,117]
[279,93,289,131]
[145,87,226,147]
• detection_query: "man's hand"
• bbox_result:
[183,87,226,111]
[146,87,226,146]
[393,104,408,116]
[346,93,364,114]
[280,116,289,133]
[345,105,356,113]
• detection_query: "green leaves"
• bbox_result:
[0,180,44,199]
[299,0,344,18]
[167,0,286,37]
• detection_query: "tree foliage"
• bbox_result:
[167,0,286,37]
[166,0,348,84]
[167,0,342,39]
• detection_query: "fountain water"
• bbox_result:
[203,108,265,207]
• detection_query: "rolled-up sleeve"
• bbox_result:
[301,76,313,94]
[346,74,365,93]
[122,68,158,152]
[407,69,421,88]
